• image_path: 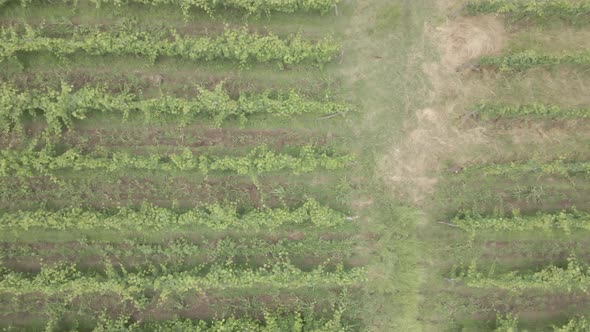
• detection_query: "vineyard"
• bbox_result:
[419,0,590,330]
[465,0,590,23]
[474,103,590,120]
[0,145,353,177]
[3,0,588,330]
[479,50,590,71]
[0,198,346,232]
[0,82,349,133]
[464,158,590,176]
[459,257,590,292]
[1,0,341,16]
[0,25,340,66]
[0,0,380,330]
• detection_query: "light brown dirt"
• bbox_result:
[436,15,507,71]
[383,10,507,204]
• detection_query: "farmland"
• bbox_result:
[416,0,590,330]
[0,0,425,330]
[1,0,588,331]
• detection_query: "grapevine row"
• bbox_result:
[0,145,353,178]
[0,261,367,309]
[9,0,340,17]
[0,26,340,66]
[452,210,590,234]
[465,158,590,177]
[494,314,519,332]
[460,257,590,292]
[0,198,347,232]
[474,103,590,120]
[465,0,590,23]
[494,314,590,332]
[479,50,590,71]
[48,310,350,332]
[554,317,590,332]
[0,237,357,268]
[0,83,349,134]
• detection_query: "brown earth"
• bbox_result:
[383,12,507,204]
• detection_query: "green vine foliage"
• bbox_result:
[98,0,341,16]
[553,317,590,332]
[465,0,590,24]
[0,25,340,67]
[0,261,367,309]
[494,313,520,332]
[474,103,590,120]
[58,309,351,332]
[465,158,590,177]
[452,210,590,234]
[95,311,350,332]
[461,257,590,293]
[0,83,349,134]
[493,314,590,332]
[479,50,590,71]
[0,198,347,232]
[7,0,340,17]
[0,237,358,271]
[0,145,353,178]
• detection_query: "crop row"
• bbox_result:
[7,0,340,17]
[93,312,349,332]
[554,317,590,332]
[495,314,590,332]
[0,83,349,134]
[0,145,353,178]
[0,237,358,272]
[452,210,590,234]
[459,257,590,293]
[479,50,590,71]
[465,0,590,23]
[465,158,590,177]
[0,173,333,212]
[42,309,351,332]
[474,103,590,120]
[0,26,339,66]
[0,261,366,309]
[0,198,347,232]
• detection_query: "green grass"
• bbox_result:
[335,0,437,329]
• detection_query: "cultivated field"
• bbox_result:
[0,0,407,330]
[1,0,588,331]
[417,0,590,330]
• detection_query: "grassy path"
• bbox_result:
[339,0,437,330]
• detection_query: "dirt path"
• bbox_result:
[383,12,507,205]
